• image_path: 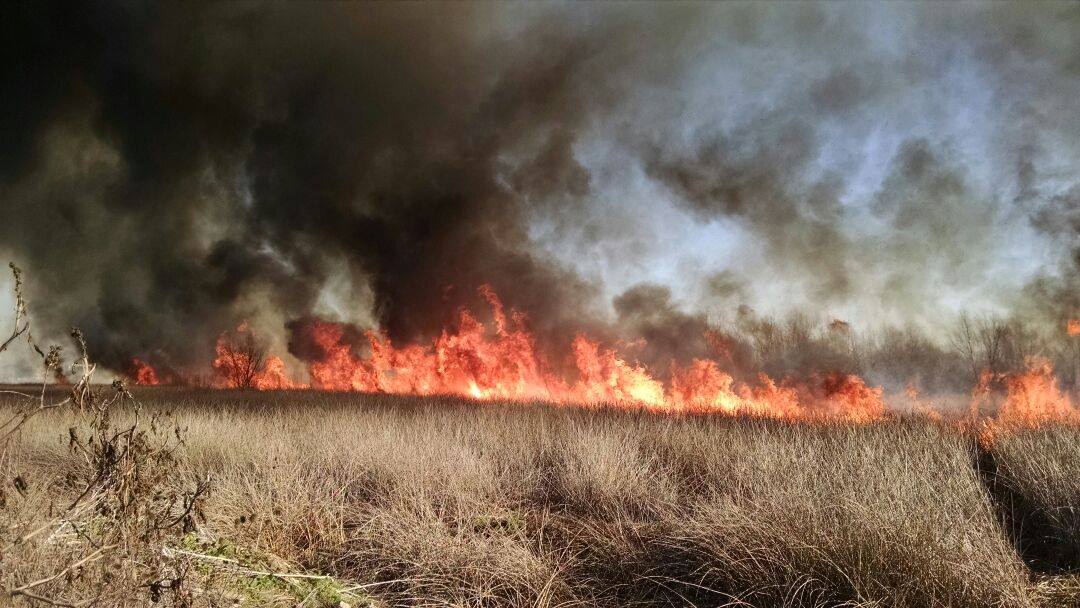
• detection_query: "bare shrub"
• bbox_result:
[0,263,205,607]
[213,325,267,389]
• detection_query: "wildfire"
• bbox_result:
[570,335,664,406]
[128,358,161,386]
[1068,319,1080,337]
[212,323,300,390]
[905,383,944,421]
[121,287,1077,428]
[296,285,886,421]
[973,358,1076,427]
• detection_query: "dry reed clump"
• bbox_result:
[982,426,1080,574]
[337,500,566,607]
[526,419,1021,607]
[628,422,1033,607]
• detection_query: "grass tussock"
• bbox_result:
[982,426,1080,573]
[5,388,1080,607]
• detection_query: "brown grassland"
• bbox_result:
[3,387,1080,608]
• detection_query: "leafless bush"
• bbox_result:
[722,309,862,380]
[985,426,1080,573]
[213,326,266,389]
[0,263,206,607]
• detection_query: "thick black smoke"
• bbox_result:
[0,3,641,374]
[0,3,1077,383]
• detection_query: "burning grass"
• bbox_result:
[2,266,1079,606]
[129,285,1079,427]
[4,388,1080,607]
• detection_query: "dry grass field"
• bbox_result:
[3,387,1080,607]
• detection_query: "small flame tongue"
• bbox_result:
[129,358,160,386]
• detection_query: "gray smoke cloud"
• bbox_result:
[0,2,1076,381]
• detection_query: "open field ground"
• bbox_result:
[3,388,1080,607]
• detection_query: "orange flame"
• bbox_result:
[119,286,1080,430]
[307,301,567,400]
[296,285,885,421]
[812,372,887,422]
[905,383,944,421]
[669,360,800,416]
[252,355,299,390]
[213,323,300,390]
[1068,319,1080,337]
[134,286,1080,429]
[569,335,664,406]
[972,358,1076,427]
[128,358,160,386]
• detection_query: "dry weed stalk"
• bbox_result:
[0,263,207,607]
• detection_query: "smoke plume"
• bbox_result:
[0,3,1077,382]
